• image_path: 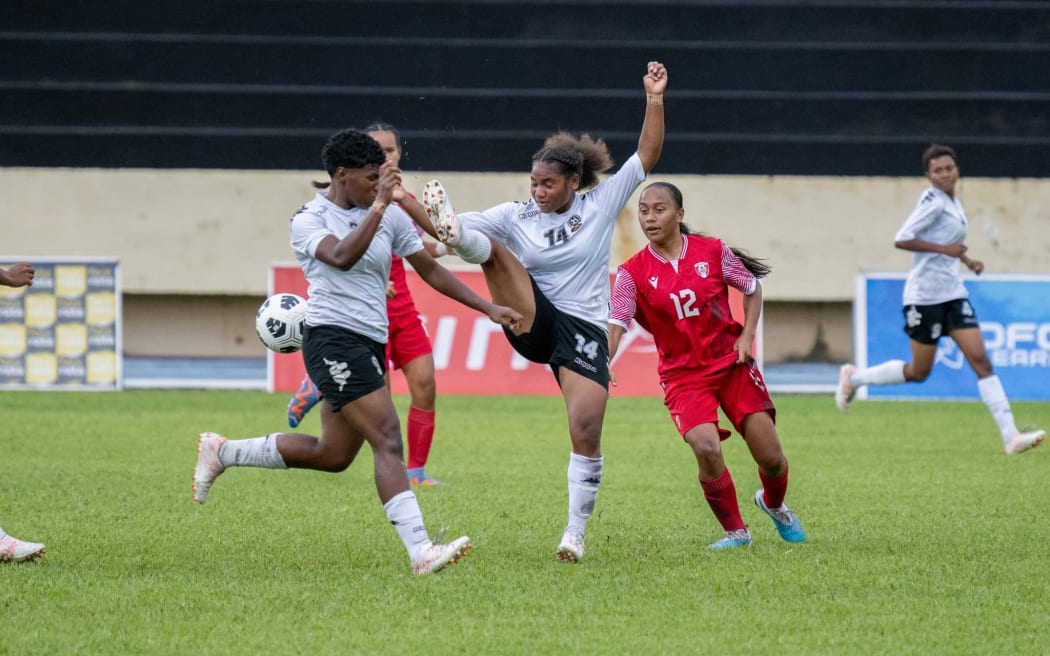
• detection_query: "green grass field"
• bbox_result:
[1,390,1048,655]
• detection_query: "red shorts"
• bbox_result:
[662,359,775,439]
[386,311,433,371]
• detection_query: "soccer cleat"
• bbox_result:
[0,535,46,563]
[1004,428,1046,455]
[421,180,461,246]
[407,467,444,487]
[556,530,585,563]
[754,489,806,542]
[412,536,471,575]
[708,529,752,550]
[193,432,227,504]
[287,376,322,428]
[835,363,858,412]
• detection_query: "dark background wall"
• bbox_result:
[3,0,1049,176]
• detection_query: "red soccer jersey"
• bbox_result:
[611,234,757,381]
[386,254,417,319]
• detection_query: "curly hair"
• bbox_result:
[321,128,385,177]
[532,131,614,190]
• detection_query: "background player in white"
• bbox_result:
[608,182,805,549]
[192,129,522,575]
[0,262,46,563]
[420,61,667,563]
[835,144,1045,455]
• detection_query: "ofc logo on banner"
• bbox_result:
[268,264,759,397]
[855,272,1049,401]
[0,258,121,390]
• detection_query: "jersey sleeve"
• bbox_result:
[387,205,425,258]
[289,210,331,259]
[586,153,646,222]
[720,242,758,295]
[609,266,638,330]
[895,188,945,241]
[458,202,517,244]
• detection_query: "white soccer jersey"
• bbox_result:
[458,153,646,330]
[894,186,969,305]
[289,193,424,342]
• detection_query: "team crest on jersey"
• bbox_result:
[568,215,583,233]
[648,276,659,289]
[694,262,709,278]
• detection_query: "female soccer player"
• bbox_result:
[193,129,523,575]
[0,263,46,563]
[835,144,1045,455]
[287,122,447,486]
[421,61,667,562]
[608,182,806,550]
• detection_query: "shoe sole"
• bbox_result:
[0,547,46,563]
[556,547,582,563]
[422,181,457,244]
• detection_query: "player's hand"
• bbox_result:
[644,61,667,95]
[733,337,753,363]
[966,258,985,275]
[489,305,524,332]
[375,161,401,206]
[385,280,396,299]
[943,241,967,258]
[609,370,618,388]
[2,262,34,288]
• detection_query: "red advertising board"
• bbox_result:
[268,265,759,396]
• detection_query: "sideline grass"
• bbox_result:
[1,391,1048,654]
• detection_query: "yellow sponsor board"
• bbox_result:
[55,265,88,297]
[56,323,88,356]
[25,352,58,385]
[86,292,117,325]
[86,351,117,384]
[0,323,27,357]
[24,294,57,327]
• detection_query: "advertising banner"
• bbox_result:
[855,272,1050,401]
[0,258,121,390]
[269,264,760,397]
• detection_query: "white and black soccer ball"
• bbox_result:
[255,293,308,353]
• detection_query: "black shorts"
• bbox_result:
[301,324,387,412]
[503,276,610,389]
[902,298,980,345]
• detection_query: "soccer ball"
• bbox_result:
[255,293,308,353]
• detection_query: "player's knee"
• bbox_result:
[906,364,932,382]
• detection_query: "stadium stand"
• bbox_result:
[2,0,1049,175]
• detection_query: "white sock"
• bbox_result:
[566,452,603,534]
[977,375,1017,442]
[0,528,6,540]
[852,360,906,387]
[452,227,492,264]
[218,434,288,469]
[383,490,431,563]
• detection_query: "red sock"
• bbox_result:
[406,406,435,470]
[758,462,789,509]
[699,468,746,532]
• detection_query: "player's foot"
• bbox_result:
[1004,428,1045,455]
[412,536,471,575]
[556,529,585,563]
[708,529,752,550]
[193,432,227,504]
[834,363,858,411]
[422,179,461,246]
[407,467,444,486]
[287,376,321,428]
[0,535,46,563]
[754,489,806,542]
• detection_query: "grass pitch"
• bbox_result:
[1,390,1048,655]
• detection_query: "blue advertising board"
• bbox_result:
[856,272,1050,401]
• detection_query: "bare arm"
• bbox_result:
[314,162,398,270]
[607,323,627,388]
[637,61,667,173]
[894,238,966,258]
[405,250,522,330]
[734,282,763,363]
